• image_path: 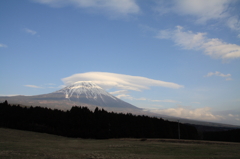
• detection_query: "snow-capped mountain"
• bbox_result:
[0,81,139,110]
[1,81,240,128]
[56,81,118,101]
[52,81,138,109]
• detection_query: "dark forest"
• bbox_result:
[0,101,198,139]
[1,101,239,142]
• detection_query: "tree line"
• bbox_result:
[0,100,200,139]
[203,129,240,142]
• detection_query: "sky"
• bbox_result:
[1,0,240,126]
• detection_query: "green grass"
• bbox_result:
[0,128,240,159]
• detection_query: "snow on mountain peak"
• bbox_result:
[56,81,117,100]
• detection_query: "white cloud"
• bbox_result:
[24,85,42,88]
[147,107,223,121]
[116,94,131,99]
[116,94,147,101]
[143,106,240,125]
[109,90,128,95]
[205,71,232,80]
[155,0,231,23]
[24,28,37,35]
[157,26,240,59]
[0,43,8,48]
[110,90,179,103]
[32,0,140,16]
[155,1,240,37]
[205,71,231,77]
[109,90,147,100]
[227,16,240,32]
[62,72,183,91]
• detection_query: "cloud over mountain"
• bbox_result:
[62,72,183,91]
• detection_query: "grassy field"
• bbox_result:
[0,128,240,159]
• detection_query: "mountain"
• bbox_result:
[54,81,139,110]
[0,81,140,112]
[1,81,239,129]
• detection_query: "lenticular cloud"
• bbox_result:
[62,72,183,91]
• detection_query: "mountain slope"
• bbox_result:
[53,81,139,109]
[0,81,139,110]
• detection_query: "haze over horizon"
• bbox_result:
[1,0,240,126]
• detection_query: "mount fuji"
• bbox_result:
[1,81,239,128]
[53,81,139,109]
[0,81,140,111]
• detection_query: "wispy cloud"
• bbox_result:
[205,71,232,80]
[205,71,231,77]
[109,90,129,95]
[157,26,240,60]
[112,91,180,103]
[32,0,140,17]
[24,85,42,88]
[24,28,37,35]
[110,90,147,101]
[62,72,184,91]
[228,114,240,122]
[0,43,8,48]
[155,0,230,24]
[117,94,147,101]
[227,16,240,35]
[154,0,240,37]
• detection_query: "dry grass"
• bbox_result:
[0,128,240,159]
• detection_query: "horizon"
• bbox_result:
[1,0,240,126]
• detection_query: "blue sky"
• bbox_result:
[1,0,240,125]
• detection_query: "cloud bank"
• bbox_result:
[147,107,240,125]
[157,26,240,59]
[32,0,140,16]
[147,107,223,121]
[62,72,183,91]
